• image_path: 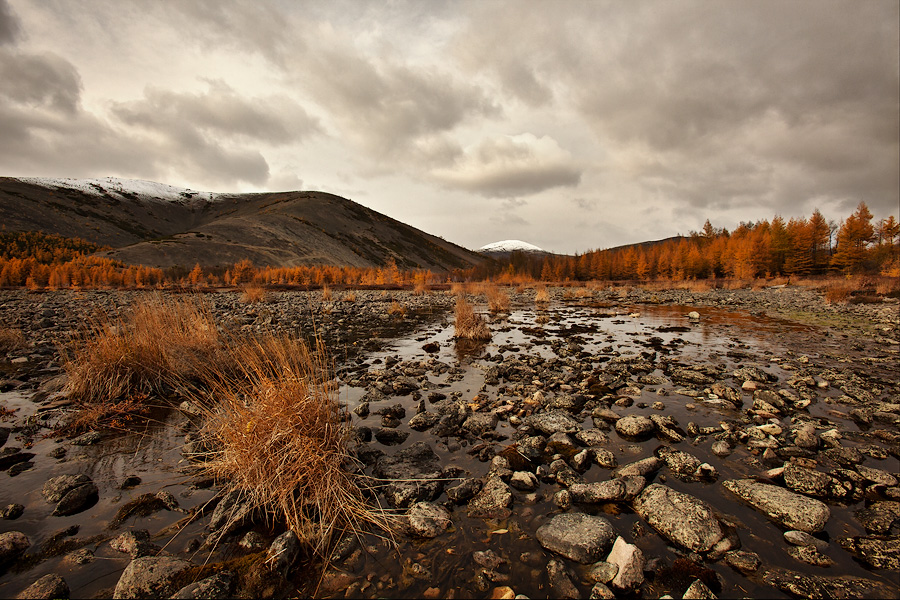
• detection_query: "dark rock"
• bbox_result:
[0,531,29,564]
[591,448,617,469]
[546,559,579,599]
[855,501,900,534]
[724,550,760,575]
[723,479,830,533]
[408,411,440,431]
[1,503,24,520]
[172,572,234,599]
[837,535,900,570]
[42,474,92,503]
[535,512,616,563]
[16,573,69,599]
[113,556,193,599]
[374,427,409,445]
[53,482,99,516]
[516,435,546,460]
[72,431,102,446]
[0,449,35,470]
[373,441,444,508]
[766,568,895,599]
[446,478,483,504]
[267,530,300,577]
[463,412,499,436]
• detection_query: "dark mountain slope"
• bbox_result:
[0,178,483,271]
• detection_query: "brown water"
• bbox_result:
[1,299,897,598]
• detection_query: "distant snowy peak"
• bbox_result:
[16,177,219,204]
[478,239,545,253]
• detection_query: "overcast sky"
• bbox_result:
[1,1,897,253]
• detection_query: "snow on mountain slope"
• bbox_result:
[478,239,545,253]
[15,177,219,204]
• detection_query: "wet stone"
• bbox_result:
[782,462,851,500]
[591,448,618,469]
[837,535,900,570]
[724,550,760,575]
[587,560,618,584]
[787,544,835,567]
[16,573,69,600]
[546,431,578,454]
[682,578,717,599]
[374,427,409,445]
[614,415,655,438]
[546,558,579,599]
[53,481,99,516]
[373,442,445,508]
[110,530,160,558]
[856,464,898,487]
[722,479,831,533]
[854,501,900,534]
[535,512,616,564]
[766,568,895,599]
[0,531,30,564]
[606,536,644,591]
[172,572,234,599]
[576,429,610,447]
[509,471,538,491]
[569,479,627,503]
[1,503,24,520]
[42,474,92,503]
[614,456,662,478]
[589,582,616,599]
[447,478,483,504]
[113,556,193,599]
[467,477,513,519]
[784,530,829,552]
[632,484,728,554]
[463,412,499,436]
[406,502,451,538]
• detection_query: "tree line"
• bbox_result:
[1,203,897,289]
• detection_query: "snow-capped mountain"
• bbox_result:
[15,177,219,205]
[478,239,545,253]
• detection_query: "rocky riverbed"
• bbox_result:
[1,285,898,599]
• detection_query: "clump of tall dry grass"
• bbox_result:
[341,291,357,303]
[453,296,491,340]
[486,286,510,313]
[0,327,25,354]
[62,295,221,405]
[240,284,270,304]
[534,286,550,304]
[388,300,407,317]
[321,285,332,301]
[198,334,396,556]
[825,281,854,304]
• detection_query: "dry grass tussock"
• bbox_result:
[825,281,853,304]
[341,291,357,303]
[197,334,396,556]
[486,286,510,313]
[0,326,25,354]
[321,285,332,301]
[454,296,491,340]
[62,294,222,406]
[388,300,407,317]
[534,286,550,304]
[240,284,270,304]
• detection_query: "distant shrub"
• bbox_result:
[454,296,491,340]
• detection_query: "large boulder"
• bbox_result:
[722,479,830,533]
[113,556,193,599]
[373,442,445,508]
[535,512,616,564]
[632,484,729,553]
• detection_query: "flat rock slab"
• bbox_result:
[373,441,444,508]
[722,479,830,533]
[114,556,193,599]
[535,512,616,563]
[632,484,726,553]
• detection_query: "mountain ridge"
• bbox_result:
[0,177,483,272]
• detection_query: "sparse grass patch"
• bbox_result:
[574,287,592,298]
[240,284,270,304]
[197,334,396,556]
[486,286,510,313]
[825,281,853,304]
[454,296,491,340]
[0,326,25,354]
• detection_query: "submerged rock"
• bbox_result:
[723,479,830,533]
[373,441,444,508]
[535,512,616,564]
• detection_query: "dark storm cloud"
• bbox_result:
[0,49,82,112]
[432,134,582,197]
[110,80,320,144]
[0,0,21,44]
